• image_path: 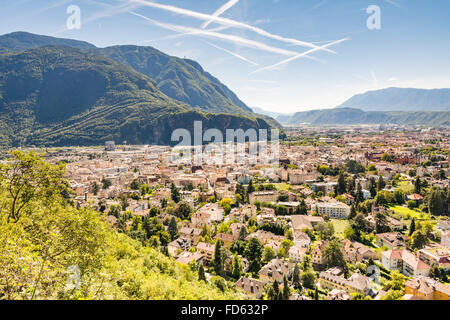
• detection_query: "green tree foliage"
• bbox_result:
[168,217,178,240]
[282,275,290,300]
[324,240,346,269]
[232,254,242,279]
[244,237,263,273]
[337,172,347,195]
[171,184,181,204]
[174,202,192,220]
[102,178,112,190]
[214,240,224,276]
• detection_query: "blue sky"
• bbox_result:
[1,0,450,113]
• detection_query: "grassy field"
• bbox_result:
[276,183,292,191]
[331,219,351,240]
[389,205,430,220]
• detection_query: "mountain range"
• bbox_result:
[274,87,450,126]
[0,32,277,147]
[280,108,450,126]
[337,87,450,112]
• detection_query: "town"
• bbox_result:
[21,125,449,301]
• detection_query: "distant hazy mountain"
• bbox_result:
[0,46,273,147]
[281,108,450,126]
[251,107,288,118]
[338,87,450,111]
[0,32,254,115]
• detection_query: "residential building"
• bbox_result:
[312,202,351,219]
[291,215,325,231]
[417,244,450,271]
[341,239,378,263]
[376,232,409,250]
[311,240,329,268]
[405,277,450,300]
[249,191,279,204]
[319,267,372,295]
[196,242,215,264]
[293,231,311,248]
[235,278,264,298]
[168,237,192,257]
[288,245,308,263]
[258,259,294,283]
[381,249,431,277]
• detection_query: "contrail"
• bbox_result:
[143,26,231,43]
[250,38,349,74]
[130,11,303,57]
[202,0,239,29]
[128,0,337,54]
[203,40,259,66]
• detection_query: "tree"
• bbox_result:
[414,177,422,195]
[171,183,181,203]
[296,199,308,215]
[198,265,206,282]
[247,179,255,195]
[211,276,227,292]
[168,217,178,240]
[337,172,346,195]
[394,190,405,205]
[411,230,428,250]
[120,195,129,211]
[238,226,248,241]
[102,178,112,190]
[369,177,377,198]
[109,204,121,218]
[214,240,224,276]
[428,188,445,216]
[292,263,301,289]
[174,202,192,220]
[232,254,242,279]
[349,205,357,219]
[409,218,416,236]
[272,280,280,300]
[262,247,276,263]
[92,182,100,196]
[130,179,140,190]
[244,237,263,273]
[377,176,386,191]
[324,240,346,268]
[301,270,316,289]
[356,183,364,203]
[282,275,290,300]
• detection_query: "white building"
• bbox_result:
[289,246,308,263]
[442,231,450,248]
[312,202,351,219]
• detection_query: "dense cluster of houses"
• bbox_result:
[48,126,450,300]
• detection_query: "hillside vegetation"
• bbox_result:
[0,45,273,148]
[0,151,244,300]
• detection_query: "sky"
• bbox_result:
[1,0,450,113]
